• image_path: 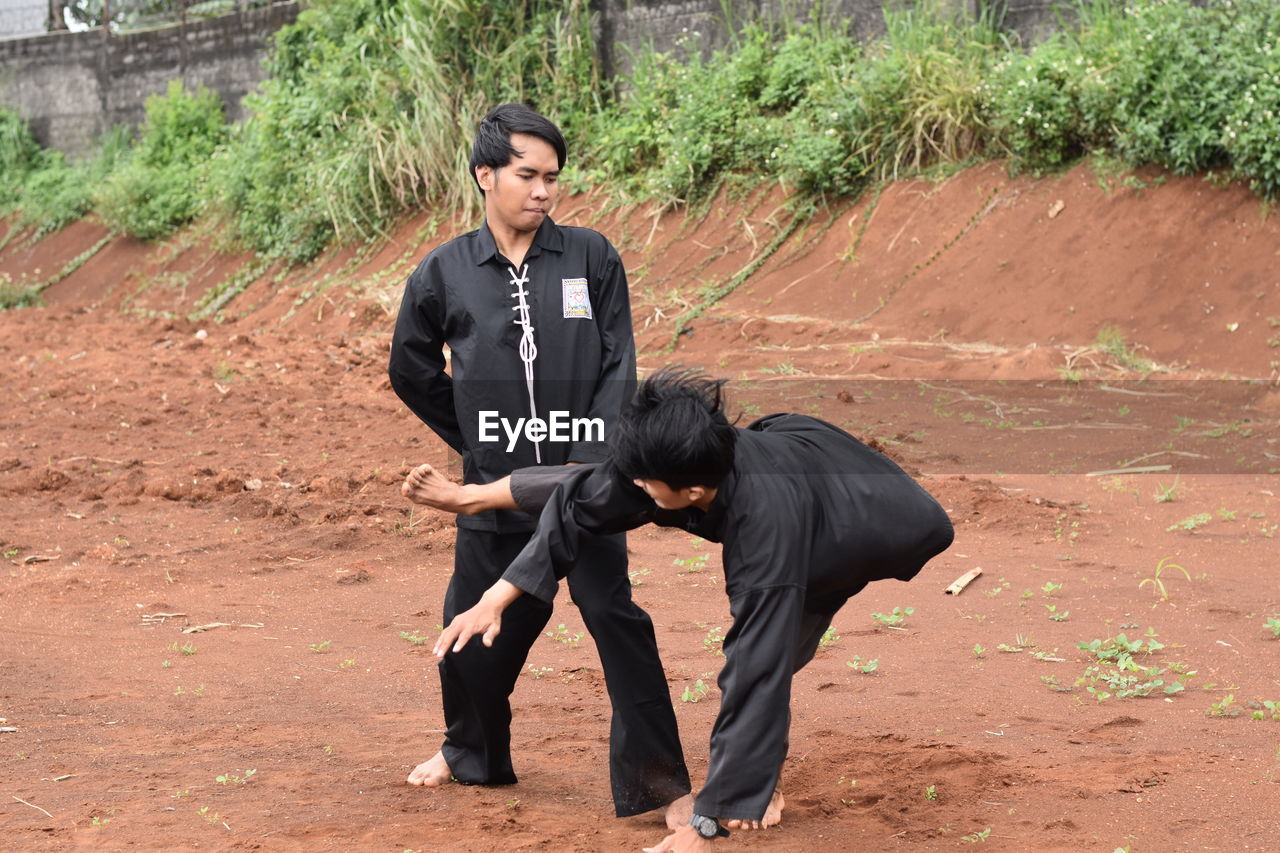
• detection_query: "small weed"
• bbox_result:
[1041,674,1070,692]
[871,606,914,628]
[819,626,840,649]
[339,658,356,669]
[1167,513,1211,533]
[984,579,1011,598]
[681,679,711,703]
[1265,616,1280,638]
[972,643,986,657]
[924,785,938,801]
[216,769,256,785]
[1250,700,1280,721]
[1041,581,1062,596]
[846,656,879,674]
[1095,325,1153,373]
[1139,557,1191,600]
[399,631,429,645]
[703,626,725,656]
[628,568,651,586]
[526,665,553,679]
[1152,477,1179,503]
[179,642,197,656]
[1044,604,1069,622]
[1207,694,1239,717]
[673,553,710,573]
[1216,507,1236,521]
[3,547,19,558]
[308,640,331,653]
[197,806,222,824]
[545,623,584,647]
[961,827,991,843]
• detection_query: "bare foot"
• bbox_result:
[401,464,469,512]
[406,750,453,787]
[725,789,784,830]
[664,793,694,830]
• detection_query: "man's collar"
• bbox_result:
[474,218,564,266]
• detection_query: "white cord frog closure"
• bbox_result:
[508,263,541,463]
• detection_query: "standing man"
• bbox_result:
[388,104,691,824]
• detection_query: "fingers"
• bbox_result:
[482,618,502,647]
[433,619,474,657]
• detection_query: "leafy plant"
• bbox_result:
[819,625,840,648]
[1044,604,1069,622]
[1207,693,1239,717]
[846,656,879,674]
[216,769,257,785]
[1266,615,1280,638]
[703,626,725,656]
[871,606,915,628]
[1167,513,1211,533]
[545,623,583,647]
[681,679,711,703]
[1251,699,1280,721]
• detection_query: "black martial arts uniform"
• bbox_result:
[388,218,689,814]
[499,413,955,822]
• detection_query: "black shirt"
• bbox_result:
[389,217,636,533]
[499,414,955,820]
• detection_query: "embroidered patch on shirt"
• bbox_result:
[561,278,593,319]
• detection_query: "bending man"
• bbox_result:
[405,368,955,851]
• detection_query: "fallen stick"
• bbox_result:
[12,796,53,818]
[1085,464,1171,477]
[182,622,233,634]
[944,567,982,595]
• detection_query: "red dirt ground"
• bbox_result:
[2,161,1279,852]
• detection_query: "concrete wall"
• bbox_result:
[593,0,1067,76]
[0,1,297,157]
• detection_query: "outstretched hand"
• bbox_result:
[432,579,524,657]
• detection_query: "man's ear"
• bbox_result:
[686,485,707,503]
[475,164,494,193]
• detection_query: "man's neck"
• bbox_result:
[489,219,538,269]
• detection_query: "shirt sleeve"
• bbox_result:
[501,463,655,603]
[569,245,635,463]
[388,259,465,454]
[693,576,805,822]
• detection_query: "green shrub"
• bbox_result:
[94,80,226,240]
[16,127,131,237]
[0,108,51,209]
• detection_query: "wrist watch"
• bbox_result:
[689,813,729,839]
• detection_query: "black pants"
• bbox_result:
[439,526,690,816]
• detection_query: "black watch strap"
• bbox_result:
[689,813,730,839]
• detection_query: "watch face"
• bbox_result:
[691,814,718,838]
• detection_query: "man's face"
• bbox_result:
[633,478,702,510]
[475,133,560,234]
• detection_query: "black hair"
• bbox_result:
[610,367,737,490]
[469,103,567,195]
